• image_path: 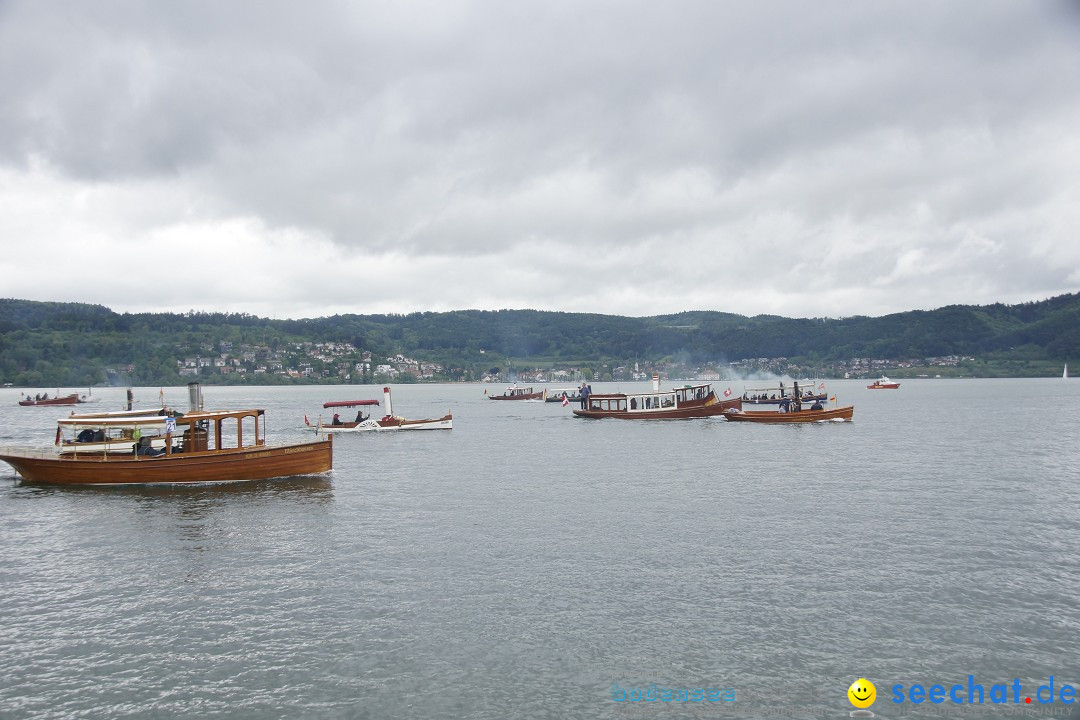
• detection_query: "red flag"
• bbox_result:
[561,395,570,407]
[723,387,732,397]
[818,382,826,390]
[304,414,310,426]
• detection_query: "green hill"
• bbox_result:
[1,294,1077,386]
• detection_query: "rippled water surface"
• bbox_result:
[1,380,1078,719]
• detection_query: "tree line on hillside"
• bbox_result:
[1,294,1077,387]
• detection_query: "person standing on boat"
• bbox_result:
[579,383,591,409]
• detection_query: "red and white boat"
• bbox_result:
[307,387,452,433]
[867,376,901,389]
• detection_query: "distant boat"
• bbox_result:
[867,376,901,390]
[573,374,741,420]
[18,393,80,406]
[77,388,101,404]
[487,385,544,401]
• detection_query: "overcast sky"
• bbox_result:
[2,1,1078,320]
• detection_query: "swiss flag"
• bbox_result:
[723,387,732,397]
[561,395,570,407]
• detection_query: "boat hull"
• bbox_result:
[723,406,854,423]
[488,393,544,400]
[0,439,333,485]
[573,397,742,419]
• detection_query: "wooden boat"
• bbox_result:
[487,385,543,400]
[573,375,742,419]
[18,393,80,406]
[307,387,452,433]
[723,405,854,423]
[867,376,900,389]
[0,385,332,485]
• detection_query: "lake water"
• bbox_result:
[1,380,1078,719]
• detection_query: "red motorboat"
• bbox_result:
[866,376,901,389]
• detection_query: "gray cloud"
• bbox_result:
[1,0,1078,318]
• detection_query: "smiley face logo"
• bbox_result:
[848,678,876,708]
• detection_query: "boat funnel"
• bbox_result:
[383,386,393,417]
[187,382,203,412]
[652,373,660,393]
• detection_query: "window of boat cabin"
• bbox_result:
[661,394,675,407]
[629,397,638,410]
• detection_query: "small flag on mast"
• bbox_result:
[723,387,732,397]
[561,395,570,407]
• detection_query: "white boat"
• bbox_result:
[308,387,452,433]
[77,388,101,404]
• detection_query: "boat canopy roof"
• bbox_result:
[589,382,713,399]
[64,408,173,420]
[57,408,264,428]
[323,399,380,408]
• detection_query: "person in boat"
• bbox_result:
[579,383,591,409]
[355,410,369,423]
[136,436,165,456]
[778,398,791,413]
[332,413,343,426]
[810,400,824,411]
